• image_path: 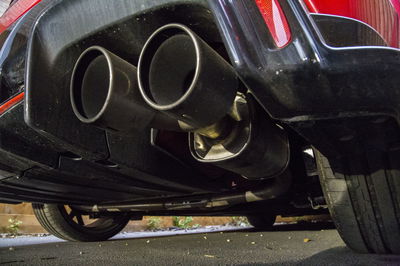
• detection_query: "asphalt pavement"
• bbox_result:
[1,222,400,265]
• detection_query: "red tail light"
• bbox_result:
[255,0,292,48]
[0,0,41,34]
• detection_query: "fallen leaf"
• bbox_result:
[303,238,311,243]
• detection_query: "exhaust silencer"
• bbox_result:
[70,46,178,132]
[138,24,238,129]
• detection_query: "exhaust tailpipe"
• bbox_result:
[137,24,238,129]
[137,24,289,180]
[70,46,178,131]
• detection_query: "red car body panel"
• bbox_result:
[304,0,400,48]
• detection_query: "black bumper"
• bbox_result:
[209,0,400,157]
[0,0,399,203]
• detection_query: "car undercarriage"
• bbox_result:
[0,0,399,254]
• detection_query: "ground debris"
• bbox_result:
[40,257,56,261]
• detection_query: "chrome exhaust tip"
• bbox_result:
[70,46,177,131]
[137,23,238,129]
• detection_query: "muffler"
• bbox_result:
[137,23,290,180]
[137,23,238,129]
[70,46,178,132]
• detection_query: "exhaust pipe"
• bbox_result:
[70,46,178,132]
[137,23,238,129]
[137,24,290,180]
[78,170,292,213]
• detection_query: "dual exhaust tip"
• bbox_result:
[70,24,238,132]
[70,24,291,180]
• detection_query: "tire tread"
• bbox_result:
[316,149,400,254]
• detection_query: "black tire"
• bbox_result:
[315,149,400,254]
[247,213,276,230]
[32,203,130,242]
